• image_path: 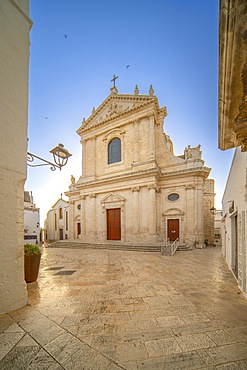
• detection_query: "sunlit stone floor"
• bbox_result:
[1,245,247,369]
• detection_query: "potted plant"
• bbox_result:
[24,243,41,283]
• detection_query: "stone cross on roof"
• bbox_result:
[111,74,118,87]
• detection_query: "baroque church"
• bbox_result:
[65,83,214,247]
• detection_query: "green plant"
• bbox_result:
[24,244,41,255]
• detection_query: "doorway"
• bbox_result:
[232,215,238,278]
[77,223,81,238]
[59,229,63,240]
[107,208,121,240]
[168,219,179,241]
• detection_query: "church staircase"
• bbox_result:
[47,241,161,252]
[47,240,192,254]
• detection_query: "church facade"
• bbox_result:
[65,85,214,247]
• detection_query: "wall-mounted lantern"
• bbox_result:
[210,207,223,216]
[27,143,72,171]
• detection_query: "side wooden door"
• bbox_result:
[168,219,179,241]
[107,208,121,240]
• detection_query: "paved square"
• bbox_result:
[1,245,247,369]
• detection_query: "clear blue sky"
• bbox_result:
[26,0,234,224]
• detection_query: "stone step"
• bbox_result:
[177,244,192,251]
[46,241,162,253]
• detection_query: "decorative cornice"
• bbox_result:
[131,186,140,192]
[10,0,33,28]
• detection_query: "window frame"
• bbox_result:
[108,137,121,165]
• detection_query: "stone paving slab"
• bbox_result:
[1,245,247,369]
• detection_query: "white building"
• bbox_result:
[24,191,40,245]
[214,212,222,248]
[65,85,214,247]
[44,195,69,242]
[219,0,247,297]
[0,0,32,314]
[222,148,247,295]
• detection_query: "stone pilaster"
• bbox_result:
[196,183,205,244]
[148,184,158,235]
[132,186,140,234]
[68,200,75,240]
[82,139,87,176]
[90,193,96,240]
[92,136,96,177]
[149,115,155,160]
[185,184,195,243]
[133,120,139,163]
[80,195,85,239]
[80,138,84,175]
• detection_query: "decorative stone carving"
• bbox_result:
[108,103,129,117]
[131,186,140,192]
[184,145,202,160]
[110,85,118,94]
[236,95,247,123]
[241,138,247,152]
[134,85,139,95]
[148,184,160,192]
[185,184,196,190]
[149,84,154,96]
[70,175,75,185]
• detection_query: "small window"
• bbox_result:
[59,207,63,219]
[108,138,121,164]
[167,193,179,201]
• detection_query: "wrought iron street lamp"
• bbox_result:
[210,207,223,216]
[27,143,72,171]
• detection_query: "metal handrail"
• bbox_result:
[161,238,170,255]
[170,238,179,255]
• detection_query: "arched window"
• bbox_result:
[54,213,57,231]
[59,207,63,219]
[65,210,68,231]
[108,138,121,164]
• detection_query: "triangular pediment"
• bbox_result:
[101,193,126,204]
[77,93,160,135]
[51,198,69,209]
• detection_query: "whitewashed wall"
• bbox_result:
[0,0,32,314]
[222,148,247,296]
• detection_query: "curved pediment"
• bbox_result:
[162,208,185,216]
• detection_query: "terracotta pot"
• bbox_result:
[24,254,41,283]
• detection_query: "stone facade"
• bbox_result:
[65,86,214,247]
[219,0,247,151]
[0,0,32,314]
[44,196,69,242]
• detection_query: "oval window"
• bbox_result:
[168,193,179,201]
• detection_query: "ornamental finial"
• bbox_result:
[149,84,154,96]
[134,84,139,95]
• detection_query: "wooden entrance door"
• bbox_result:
[59,229,63,240]
[77,223,81,237]
[168,219,179,241]
[107,208,121,240]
